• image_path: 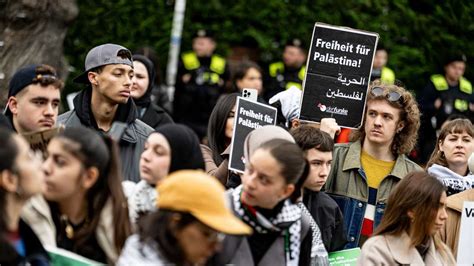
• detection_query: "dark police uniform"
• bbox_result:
[173,30,230,140]
[264,38,306,100]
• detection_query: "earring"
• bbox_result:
[15,186,24,197]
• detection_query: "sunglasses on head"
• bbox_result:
[32,74,58,86]
[370,86,403,103]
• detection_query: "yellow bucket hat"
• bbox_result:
[157,170,252,235]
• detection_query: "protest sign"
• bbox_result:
[228,97,277,173]
[46,245,102,266]
[22,126,64,157]
[328,247,361,266]
[300,23,379,128]
[456,201,474,264]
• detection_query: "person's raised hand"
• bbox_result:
[319,118,341,139]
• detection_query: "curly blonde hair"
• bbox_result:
[351,80,420,155]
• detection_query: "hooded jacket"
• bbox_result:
[57,88,153,182]
[132,55,173,130]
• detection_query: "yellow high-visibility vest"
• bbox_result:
[430,74,472,94]
[181,52,226,75]
[380,67,395,85]
[269,61,305,81]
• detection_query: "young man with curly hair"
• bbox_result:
[324,81,422,249]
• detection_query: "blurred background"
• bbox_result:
[0,0,473,108]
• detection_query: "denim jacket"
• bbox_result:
[324,141,421,249]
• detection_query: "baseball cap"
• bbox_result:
[157,170,252,235]
[73,43,133,84]
[5,64,61,117]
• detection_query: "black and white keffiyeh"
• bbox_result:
[428,164,474,196]
[231,185,310,266]
[123,180,157,223]
[297,202,329,266]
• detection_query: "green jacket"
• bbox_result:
[324,140,422,248]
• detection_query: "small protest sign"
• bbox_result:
[22,126,64,158]
[228,97,277,173]
[300,23,379,128]
[328,247,361,266]
[456,201,474,264]
[46,245,102,266]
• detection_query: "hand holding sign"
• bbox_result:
[319,118,341,139]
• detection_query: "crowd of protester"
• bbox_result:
[0,28,473,265]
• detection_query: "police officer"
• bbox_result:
[418,53,474,163]
[370,45,395,84]
[173,29,230,141]
[264,38,307,100]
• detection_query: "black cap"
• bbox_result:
[4,64,60,118]
[8,64,43,98]
[444,53,467,66]
[193,29,215,39]
[285,38,304,49]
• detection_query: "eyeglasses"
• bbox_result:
[370,87,403,103]
[32,74,58,86]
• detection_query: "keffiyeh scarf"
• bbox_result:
[231,186,302,266]
[297,202,329,266]
[128,180,157,222]
[428,164,474,196]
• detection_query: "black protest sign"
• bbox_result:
[229,97,277,173]
[300,23,379,128]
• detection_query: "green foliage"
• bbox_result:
[64,0,474,96]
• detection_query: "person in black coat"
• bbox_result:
[291,125,347,252]
[131,54,173,130]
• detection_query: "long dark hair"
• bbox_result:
[258,139,309,203]
[374,172,449,254]
[207,93,239,165]
[139,210,197,265]
[0,129,21,262]
[53,127,131,253]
